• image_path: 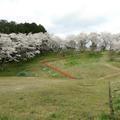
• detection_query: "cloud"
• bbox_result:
[48,13,108,35]
[0,0,120,37]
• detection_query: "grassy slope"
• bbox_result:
[0,51,120,119]
[0,53,64,78]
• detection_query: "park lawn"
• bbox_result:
[0,51,119,80]
[48,52,119,80]
[0,53,64,78]
[0,52,120,119]
[0,77,110,120]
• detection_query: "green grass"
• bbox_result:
[0,51,120,119]
[41,67,62,78]
[110,77,120,119]
[0,77,109,120]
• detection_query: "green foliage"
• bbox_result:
[0,19,46,34]
[108,51,120,62]
[65,58,79,66]
[88,51,103,58]
[16,71,34,77]
[114,99,120,111]
[0,115,17,120]
[0,115,9,120]
[98,113,110,120]
[42,67,60,78]
[51,73,59,77]
[108,51,115,61]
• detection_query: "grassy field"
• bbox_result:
[0,51,120,120]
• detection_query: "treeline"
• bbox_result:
[0,20,47,34]
[0,32,120,69]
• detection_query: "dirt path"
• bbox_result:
[42,61,120,80]
[43,62,77,79]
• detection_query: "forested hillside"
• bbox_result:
[0,20,46,34]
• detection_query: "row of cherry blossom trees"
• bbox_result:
[0,32,51,68]
[0,32,120,67]
[64,32,120,52]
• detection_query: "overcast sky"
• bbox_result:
[0,0,120,37]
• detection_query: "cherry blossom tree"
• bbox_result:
[76,33,88,51]
[0,32,120,69]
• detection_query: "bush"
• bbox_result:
[88,51,103,58]
[16,71,34,77]
[98,113,109,120]
[0,114,17,120]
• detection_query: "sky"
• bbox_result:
[0,0,120,37]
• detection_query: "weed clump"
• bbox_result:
[16,71,34,77]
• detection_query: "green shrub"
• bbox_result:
[0,115,17,120]
[0,115,9,120]
[98,113,109,120]
[16,71,34,77]
[51,73,59,77]
[88,52,103,58]
[42,67,49,71]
